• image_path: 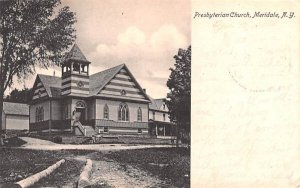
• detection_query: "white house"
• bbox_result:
[2,102,29,131]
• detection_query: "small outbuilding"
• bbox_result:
[1,102,29,131]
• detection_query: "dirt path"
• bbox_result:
[75,152,174,188]
[18,137,175,187]
[19,137,173,151]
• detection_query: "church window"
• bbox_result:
[118,103,129,121]
[121,89,126,96]
[36,107,44,122]
[104,104,109,119]
[76,101,86,108]
[104,126,109,133]
[137,107,142,121]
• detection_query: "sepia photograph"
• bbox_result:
[0,0,191,187]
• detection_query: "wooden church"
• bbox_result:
[29,44,152,136]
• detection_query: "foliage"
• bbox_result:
[0,0,76,141]
[166,46,191,133]
[5,88,32,103]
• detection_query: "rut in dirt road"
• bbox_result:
[75,153,175,188]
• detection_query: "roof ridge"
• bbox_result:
[37,74,61,78]
[90,64,124,77]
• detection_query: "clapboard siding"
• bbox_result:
[99,68,146,100]
[32,78,48,100]
[61,74,90,96]
[6,115,29,130]
[95,99,148,122]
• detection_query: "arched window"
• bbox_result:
[35,108,39,122]
[40,107,44,121]
[118,103,129,121]
[137,107,142,121]
[36,107,44,122]
[76,101,86,108]
[103,104,109,119]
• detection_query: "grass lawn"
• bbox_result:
[0,148,93,187]
[93,147,190,188]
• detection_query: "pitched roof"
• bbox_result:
[35,63,150,102]
[89,64,125,96]
[153,99,164,109]
[3,102,29,116]
[65,44,90,63]
[148,96,158,109]
[149,97,166,111]
[38,74,61,97]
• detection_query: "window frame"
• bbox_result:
[118,103,129,121]
[103,126,109,133]
[36,107,44,122]
[137,107,142,122]
[103,104,109,119]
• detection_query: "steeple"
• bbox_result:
[65,44,90,63]
[61,44,90,96]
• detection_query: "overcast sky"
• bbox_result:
[9,0,191,98]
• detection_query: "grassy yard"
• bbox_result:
[93,147,190,188]
[0,148,92,187]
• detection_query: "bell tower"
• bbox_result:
[61,44,90,96]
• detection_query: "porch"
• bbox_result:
[148,120,176,139]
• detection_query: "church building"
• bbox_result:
[29,44,152,136]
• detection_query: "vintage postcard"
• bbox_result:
[0,0,190,188]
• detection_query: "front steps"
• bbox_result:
[82,125,97,136]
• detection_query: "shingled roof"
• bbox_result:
[35,63,150,102]
[89,64,124,96]
[149,97,167,111]
[65,44,90,63]
[38,74,61,97]
[3,102,29,116]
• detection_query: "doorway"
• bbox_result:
[76,108,85,123]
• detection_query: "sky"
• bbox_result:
[8,0,191,98]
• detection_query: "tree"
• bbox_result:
[166,46,191,146]
[5,88,32,104]
[0,0,76,145]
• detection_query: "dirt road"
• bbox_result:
[19,137,173,151]
[17,137,175,187]
[74,152,174,188]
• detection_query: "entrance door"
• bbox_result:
[76,108,85,123]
